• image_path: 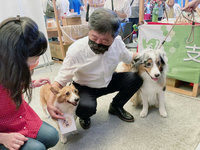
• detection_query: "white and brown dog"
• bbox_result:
[117,49,168,118]
[40,83,80,143]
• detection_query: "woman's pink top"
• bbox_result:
[0,85,42,138]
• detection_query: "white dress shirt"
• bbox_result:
[104,0,131,21]
[55,36,133,88]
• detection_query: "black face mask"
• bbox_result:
[88,39,110,54]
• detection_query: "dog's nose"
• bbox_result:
[75,98,79,102]
[155,74,160,78]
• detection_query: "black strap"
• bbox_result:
[130,0,134,6]
[86,3,90,22]
[111,0,114,11]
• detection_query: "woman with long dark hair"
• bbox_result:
[0,16,59,150]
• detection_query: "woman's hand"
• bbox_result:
[0,133,28,150]
[32,78,51,88]
[182,0,200,12]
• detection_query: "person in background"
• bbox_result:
[57,0,70,18]
[46,8,143,130]
[104,0,131,21]
[42,0,70,19]
[84,0,105,16]
[69,0,84,14]
[104,0,131,43]
[149,0,164,21]
[158,0,164,20]
[182,0,200,11]
[129,0,139,26]
[129,0,139,40]
[165,0,181,18]
[0,17,59,150]
[42,0,55,18]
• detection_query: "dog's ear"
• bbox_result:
[157,49,168,65]
[50,87,59,95]
[67,82,75,88]
[67,82,72,86]
[57,97,65,103]
[68,82,76,89]
[132,53,143,70]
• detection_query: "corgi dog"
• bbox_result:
[40,83,80,143]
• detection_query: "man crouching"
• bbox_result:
[47,8,143,129]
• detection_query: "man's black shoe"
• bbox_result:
[79,118,91,129]
[108,103,134,122]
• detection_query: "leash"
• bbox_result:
[122,24,139,42]
[158,10,183,49]
[158,10,197,49]
[185,11,195,44]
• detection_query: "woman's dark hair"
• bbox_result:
[0,16,47,108]
[89,8,121,38]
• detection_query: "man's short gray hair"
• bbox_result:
[89,8,120,38]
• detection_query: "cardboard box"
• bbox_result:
[62,16,81,26]
[49,42,72,61]
[46,19,57,28]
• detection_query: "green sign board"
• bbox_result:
[138,24,200,83]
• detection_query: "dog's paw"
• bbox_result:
[140,110,148,118]
[159,109,167,118]
[60,135,67,144]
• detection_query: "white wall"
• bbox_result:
[0,0,52,66]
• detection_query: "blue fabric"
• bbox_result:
[176,0,192,7]
[0,121,59,150]
[69,0,82,14]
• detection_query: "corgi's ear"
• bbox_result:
[50,87,59,95]
[68,82,76,89]
[57,96,65,103]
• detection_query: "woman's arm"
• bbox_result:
[31,78,51,88]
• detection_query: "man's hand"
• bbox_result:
[0,133,28,150]
[46,81,65,120]
[47,104,65,120]
[182,0,200,12]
